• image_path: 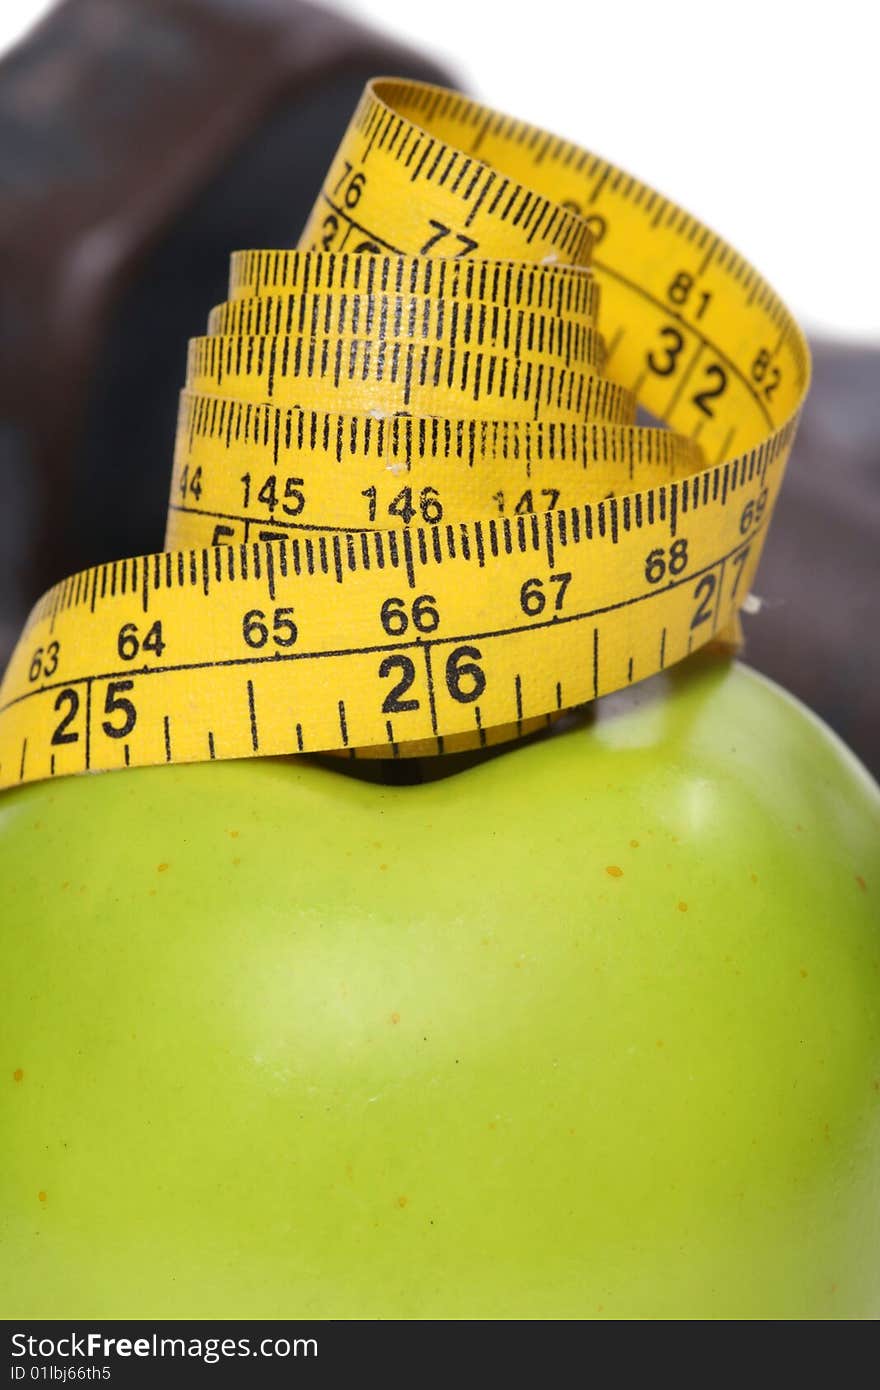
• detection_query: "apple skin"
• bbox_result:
[2,654,879,1320]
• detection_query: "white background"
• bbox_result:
[2,0,877,341]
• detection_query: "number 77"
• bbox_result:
[420,220,479,256]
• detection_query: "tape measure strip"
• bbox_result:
[227,251,599,314]
[184,332,632,421]
[0,78,810,791]
[206,297,603,372]
[166,394,703,549]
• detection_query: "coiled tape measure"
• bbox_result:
[0,78,810,788]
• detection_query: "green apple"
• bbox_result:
[2,654,879,1319]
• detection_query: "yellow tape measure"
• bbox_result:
[0,78,810,789]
